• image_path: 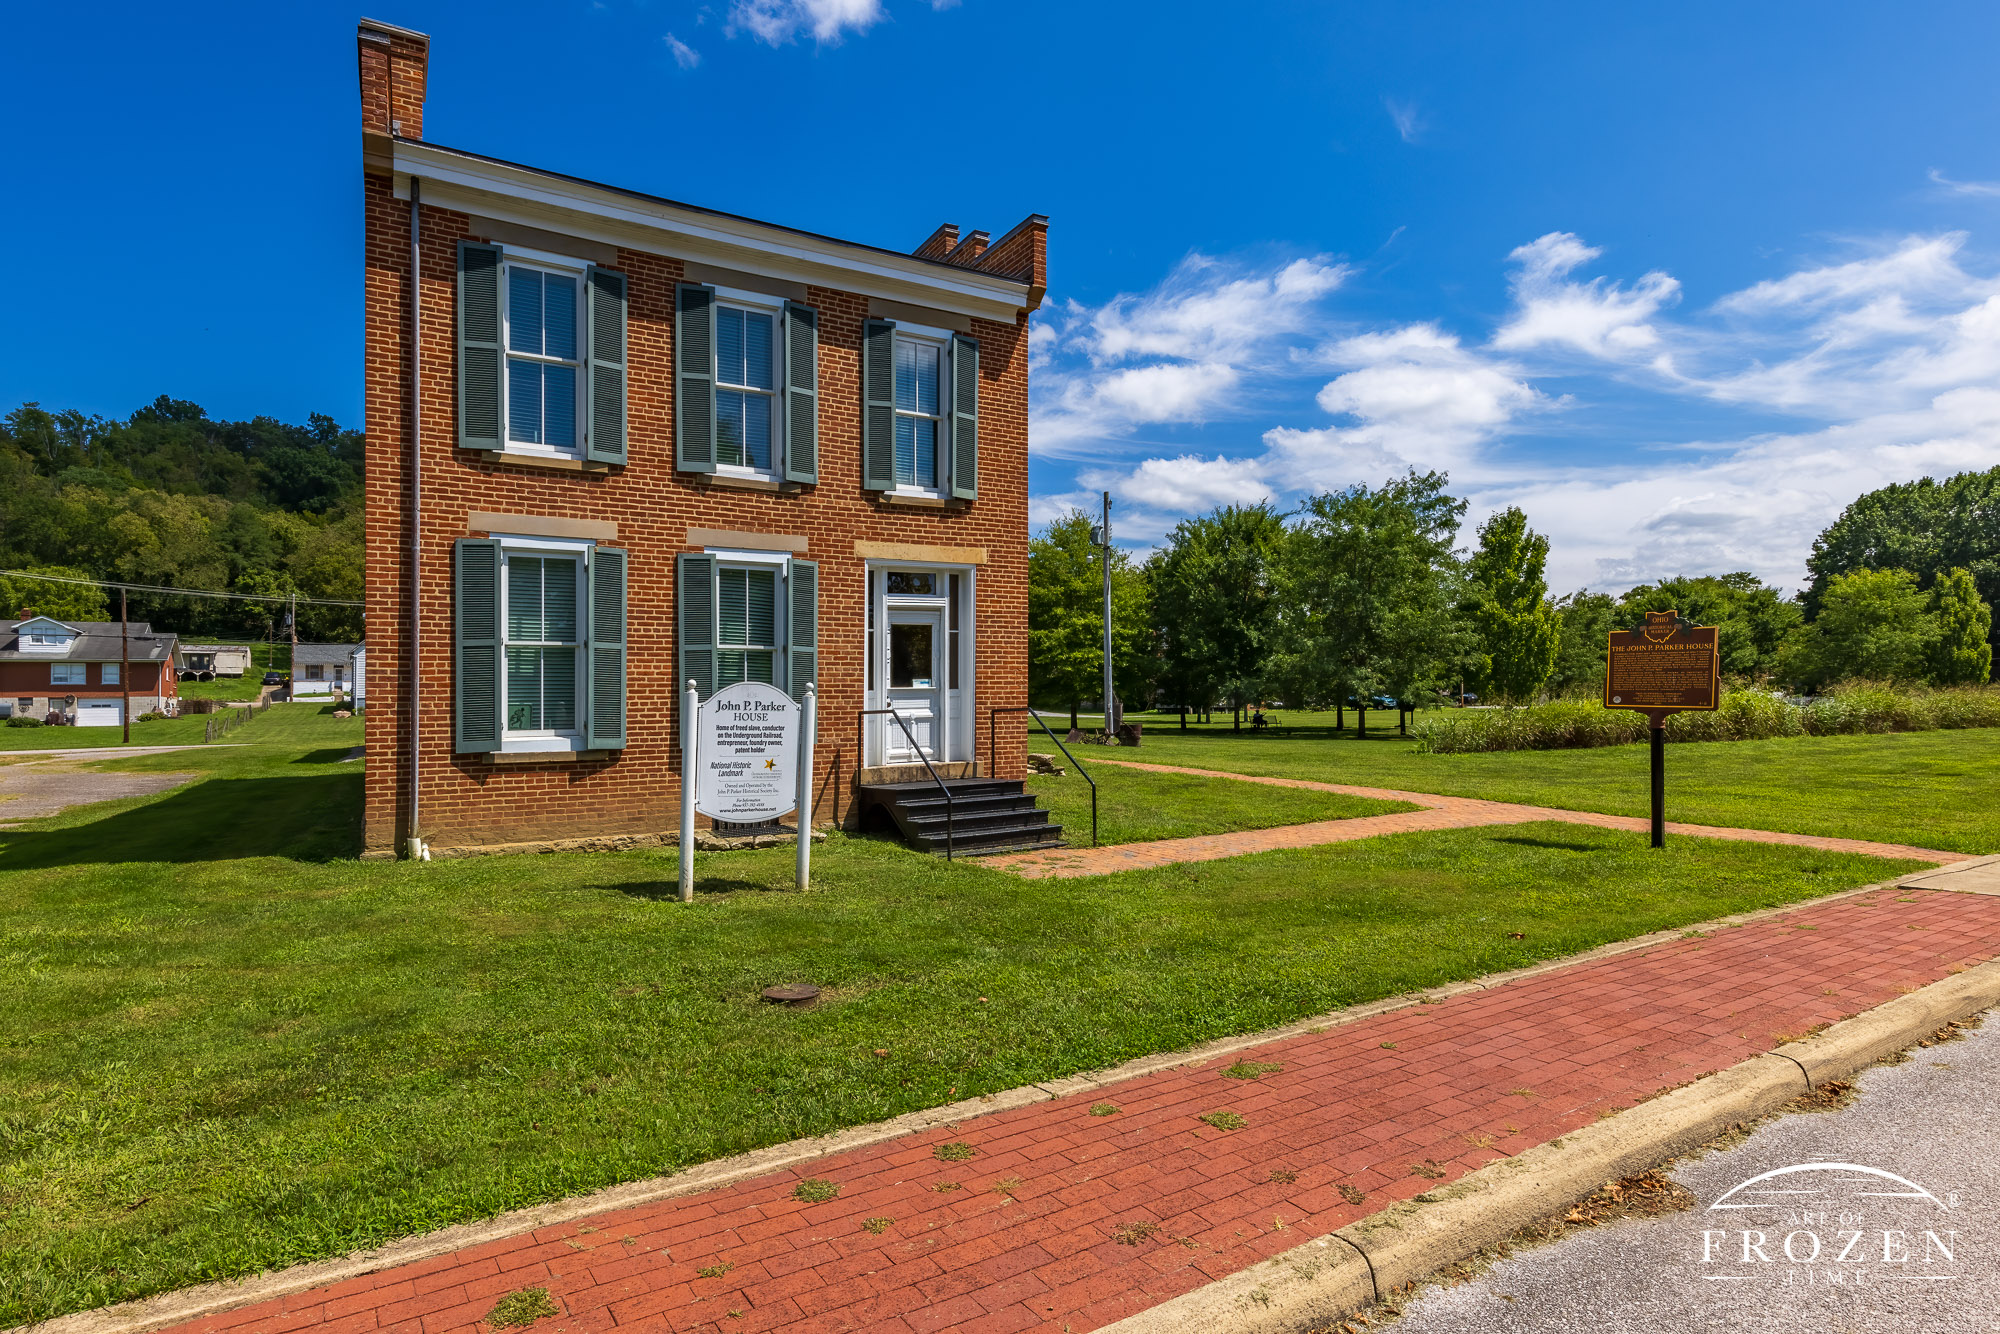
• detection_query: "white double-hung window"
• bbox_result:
[714,295,781,476]
[893,336,944,491]
[51,663,85,686]
[504,261,582,455]
[502,548,583,740]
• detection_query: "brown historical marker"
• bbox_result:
[1604,610,1719,849]
[1605,612,1719,711]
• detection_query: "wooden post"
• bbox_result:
[120,587,131,744]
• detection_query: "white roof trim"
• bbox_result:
[393,141,1031,324]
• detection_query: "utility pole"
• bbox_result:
[1093,492,1115,738]
[289,592,298,696]
[120,587,130,744]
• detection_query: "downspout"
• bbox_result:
[405,175,428,860]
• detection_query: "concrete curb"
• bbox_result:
[17,865,1977,1334]
[1097,951,2000,1333]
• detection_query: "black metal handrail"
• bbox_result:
[858,707,956,860]
[989,707,1096,848]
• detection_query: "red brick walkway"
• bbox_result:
[164,886,2000,1334]
[986,760,1971,877]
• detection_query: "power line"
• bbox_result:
[0,569,364,609]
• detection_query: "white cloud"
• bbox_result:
[728,0,884,45]
[1082,455,1277,512]
[1478,384,2000,591]
[1492,232,1679,359]
[663,32,701,68]
[1034,230,2000,594]
[1384,97,1424,144]
[1700,234,2000,416]
[1930,168,2000,198]
[1085,256,1347,364]
[1030,254,1348,459]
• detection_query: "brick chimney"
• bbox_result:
[358,19,430,140]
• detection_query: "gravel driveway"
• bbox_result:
[1391,1015,2000,1333]
[0,761,195,822]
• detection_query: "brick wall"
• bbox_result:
[362,180,1035,855]
[0,661,169,694]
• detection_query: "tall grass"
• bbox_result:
[1413,683,2000,754]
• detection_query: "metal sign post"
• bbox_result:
[1604,610,1719,850]
[679,679,698,903]
[1094,491,1114,737]
[795,684,816,892]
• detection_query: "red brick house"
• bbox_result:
[359,21,1046,858]
[0,617,179,726]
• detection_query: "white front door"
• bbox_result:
[885,607,944,763]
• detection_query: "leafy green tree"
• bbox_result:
[1464,507,1559,704]
[1547,590,1618,697]
[1271,470,1472,732]
[1618,573,1800,680]
[0,565,109,621]
[1929,567,1994,685]
[1028,510,1152,728]
[1806,465,2000,665]
[0,397,364,640]
[1148,504,1287,727]
[1782,567,1937,687]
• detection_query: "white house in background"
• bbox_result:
[349,646,366,707]
[292,643,361,697]
[176,644,254,678]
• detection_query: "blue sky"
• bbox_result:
[6,1,2000,591]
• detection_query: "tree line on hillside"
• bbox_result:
[1030,465,1999,726]
[0,398,363,641]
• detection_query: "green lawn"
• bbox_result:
[1098,714,2000,855]
[0,705,1924,1323]
[0,714,215,750]
[1026,761,1411,846]
[0,700,298,752]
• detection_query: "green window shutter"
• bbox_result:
[585,546,628,750]
[788,558,818,694]
[782,301,819,483]
[584,266,628,466]
[675,283,717,473]
[949,333,979,500]
[457,242,503,451]
[454,538,503,752]
[861,319,897,491]
[677,552,717,702]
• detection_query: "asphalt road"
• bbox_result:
[1391,1012,2000,1334]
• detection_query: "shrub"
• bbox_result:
[5,715,43,728]
[1413,683,2000,754]
[138,710,168,722]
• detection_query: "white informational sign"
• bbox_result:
[693,681,801,822]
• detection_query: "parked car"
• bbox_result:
[263,671,287,686]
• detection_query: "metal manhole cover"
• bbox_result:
[760,983,821,1005]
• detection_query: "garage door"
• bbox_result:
[75,702,124,727]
